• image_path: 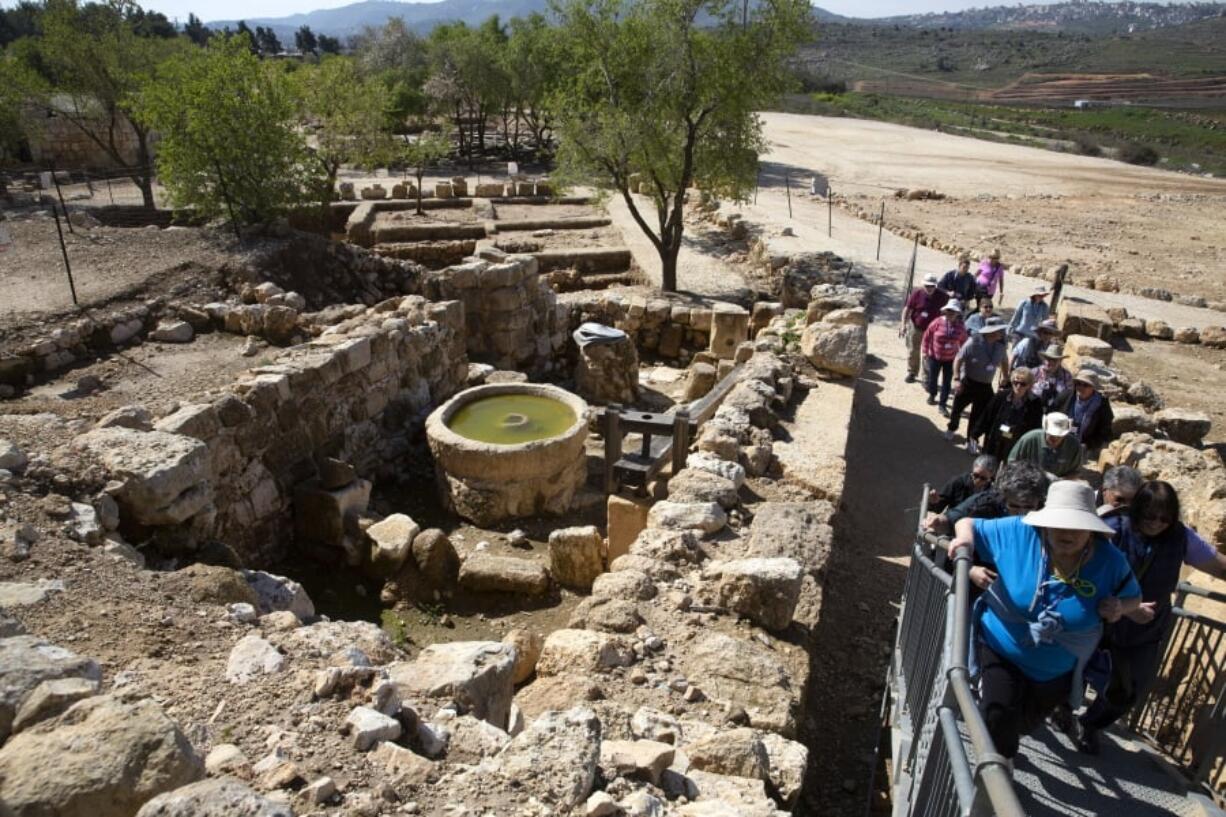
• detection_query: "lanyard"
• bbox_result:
[1031,545,1096,613]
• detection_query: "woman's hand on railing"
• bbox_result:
[947,517,976,561]
[969,566,997,590]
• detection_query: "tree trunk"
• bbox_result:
[135,174,155,209]
[659,239,680,293]
[133,126,156,209]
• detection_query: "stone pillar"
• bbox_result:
[607,494,651,563]
[575,337,639,406]
[709,305,750,360]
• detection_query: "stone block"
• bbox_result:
[684,362,718,401]
[367,514,420,576]
[536,629,634,675]
[1155,409,1212,446]
[293,479,372,549]
[1064,334,1114,366]
[435,182,454,199]
[1056,300,1113,340]
[575,336,638,405]
[458,553,550,595]
[607,494,651,563]
[548,525,605,591]
[705,557,804,632]
[647,501,727,535]
[709,306,750,360]
[388,641,516,728]
[800,321,867,378]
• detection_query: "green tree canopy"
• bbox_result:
[295,24,317,55]
[183,12,210,46]
[397,131,450,215]
[551,0,810,291]
[137,33,323,227]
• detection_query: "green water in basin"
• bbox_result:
[447,393,577,445]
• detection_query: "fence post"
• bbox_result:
[49,164,74,235]
[785,173,792,219]
[671,409,690,476]
[876,201,886,260]
[50,205,78,306]
[603,405,622,495]
[827,186,832,237]
[105,175,114,205]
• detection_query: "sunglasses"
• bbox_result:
[971,471,993,483]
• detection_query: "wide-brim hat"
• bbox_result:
[1044,412,1072,437]
[941,302,962,314]
[1039,342,1065,359]
[922,273,938,286]
[1024,480,1114,534]
[1073,369,1100,389]
[1033,284,1050,297]
[1037,319,1059,334]
[977,318,1007,335]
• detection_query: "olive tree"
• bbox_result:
[137,34,323,228]
[551,0,810,292]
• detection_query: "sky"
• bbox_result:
[0,0,1212,25]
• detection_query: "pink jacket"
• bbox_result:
[922,317,968,362]
[976,260,1004,297]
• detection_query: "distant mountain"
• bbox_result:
[207,0,848,41]
[874,1,1226,35]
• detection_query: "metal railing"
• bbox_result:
[1131,581,1226,801]
[888,487,1024,817]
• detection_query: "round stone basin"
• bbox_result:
[426,383,590,525]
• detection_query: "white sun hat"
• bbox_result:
[941,302,962,314]
[922,273,938,286]
[1023,480,1114,534]
[1033,283,1050,296]
[1043,412,1072,437]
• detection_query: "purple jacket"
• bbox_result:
[976,260,1005,297]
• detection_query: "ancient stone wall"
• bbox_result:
[22,107,145,170]
[557,291,719,363]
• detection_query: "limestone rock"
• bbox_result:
[1112,405,1157,436]
[493,706,601,811]
[1064,334,1114,366]
[760,732,809,808]
[686,728,770,780]
[592,569,656,601]
[150,320,194,344]
[682,633,797,736]
[746,501,834,574]
[503,628,543,684]
[12,676,100,734]
[1155,408,1212,446]
[70,428,210,526]
[706,557,804,632]
[567,597,643,634]
[366,514,420,576]
[1117,318,1147,339]
[243,571,315,620]
[668,467,739,509]
[647,501,727,535]
[549,525,605,590]
[628,528,700,565]
[166,564,259,607]
[599,739,675,785]
[0,439,27,473]
[1145,319,1173,340]
[95,404,154,431]
[0,635,101,743]
[536,629,634,675]
[710,306,750,360]
[0,695,203,817]
[631,707,682,745]
[685,453,746,489]
[458,553,551,595]
[135,778,291,817]
[346,705,402,751]
[684,362,718,401]
[293,479,371,550]
[225,635,286,684]
[823,307,867,327]
[204,745,250,776]
[369,741,434,788]
[411,528,459,587]
[1200,326,1226,349]
[1056,300,1113,340]
[575,336,639,405]
[443,714,510,762]
[1175,327,1200,345]
[800,321,867,378]
[388,641,515,729]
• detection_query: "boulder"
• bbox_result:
[745,501,834,574]
[204,745,249,777]
[492,707,601,811]
[12,676,100,734]
[502,629,543,684]
[150,320,194,344]
[346,706,402,751]
[567,597,643,634]
[293,479,371,550]
[1200,326,1226,349]
[799,321,867,378]
[705,557,804,632]
[1145,319,1174,340]
[548,526,605,591]
[599,739,675,785]
[686,728,770,780]
[366,514,420,576]
[1056,300,1113,340]
[388,641,516,729]
[411,528,459,587]
[225,635,286,684]
[822,307,867,327]
[134,778,291,817]
[242,571,315,620]
[0,695,203,817]
[0,635,101,743]
[70,428,210,526]
[1112,405,1157,437]
[631,707,682,745]
[575,336,639,406]
[647,501,727,535]
[684,363,719,401]
[166,564,259,607]
[458,553,550,595]
[628,528,700,565]
[536,629,634,675]
[369,742,434,788]
[0,439,27,473]
[95,404,154,431]
[760,733,809,808]
[1117,318,1147,340]
[685,453,746,489]
[1175,327,1201,345]
[1155,409,1212,447]
[1064,334,1114,366]
[682,633,797,736]
[592,569,656,601]
[668,468,739,509]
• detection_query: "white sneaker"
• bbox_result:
[966,440,979,455]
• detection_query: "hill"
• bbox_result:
[876,1,1226,36]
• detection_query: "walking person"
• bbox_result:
[976,248,1006,308]
[1007,284,1051,348]
[1077,481,1226,754]
[945,317,1009,454]
[1032,343,1074,414]
[900,272,949,384]
[1008,412,1085,478]
[1011,319,1060,371]
[939,254,977,311]
[922,302,968,415]
[1057,369,1115,456]
[946,480,1142,760]
[1098,465,1143,519]
[973,366,1043,461]
[965,298,995,334]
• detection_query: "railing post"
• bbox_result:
[603,404,622,495]
[671,408,690,476]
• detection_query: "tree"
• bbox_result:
[2,0,187,208]
[351,17,429,122]
[398,131,450,215]
[317,33,341,54]
[552,0,810,292]
[0,2,43,49]
[293,56,393,200]
[255,26,281,56]
[504,14,564,154]
[235,21,258,54]
[137,34,324,228]
[183,13,211,46]
[295,24,317,55]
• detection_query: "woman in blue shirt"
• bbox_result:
[948,480,1142,759]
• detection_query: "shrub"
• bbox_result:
[1118,142,1159,165]
[1073,135,1101,156]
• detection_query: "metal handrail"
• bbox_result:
[890,485,1024,817]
